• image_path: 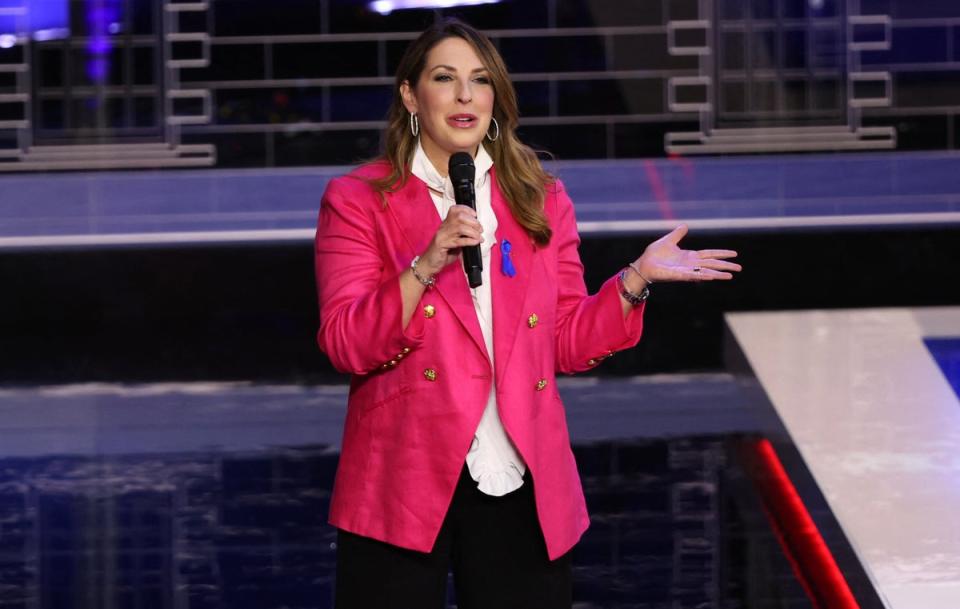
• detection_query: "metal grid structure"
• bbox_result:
[0,0,214,171]
[2,1,960,169]
[665,0,897,154]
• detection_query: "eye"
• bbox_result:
[473,75,491,85]
[433,73,453,82]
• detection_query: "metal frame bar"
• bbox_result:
[167,89,211,125]
[848,15,892,52]
[166,32,210,69]
[668,76,712,112]
[667,20,711,56]
[849,71,892,107]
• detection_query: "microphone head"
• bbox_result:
[448,152,475,184]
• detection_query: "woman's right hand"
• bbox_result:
[417,204,484,277]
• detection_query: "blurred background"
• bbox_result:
[1,0,958,607]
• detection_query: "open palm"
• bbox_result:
[635,225,741,283]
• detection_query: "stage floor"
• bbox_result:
[0,302,954,606]
[0,374,811,609]
[4,339,943,608]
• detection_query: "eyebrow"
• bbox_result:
[429,64,489,73]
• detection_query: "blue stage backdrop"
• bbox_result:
[0,0,68,38]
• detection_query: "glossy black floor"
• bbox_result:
[0,376,819,609]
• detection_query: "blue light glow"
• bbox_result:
[0,0,69,39]
[369,0,500,16]
[86,0,122,83]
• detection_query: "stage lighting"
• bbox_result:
[0,0,69,41]
[369,0,500,16]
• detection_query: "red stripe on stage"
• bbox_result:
[642,159,676,221]
[744,438,860,609]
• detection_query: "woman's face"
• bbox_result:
[401,36,495,175]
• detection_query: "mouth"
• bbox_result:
[447,114,478,129]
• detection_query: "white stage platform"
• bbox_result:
[727,307,960,609]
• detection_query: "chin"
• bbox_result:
[440,140,482,156]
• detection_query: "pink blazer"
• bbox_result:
[314,161,645,560]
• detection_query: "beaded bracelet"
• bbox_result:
[410,255,436,288]
[617,269,649,305]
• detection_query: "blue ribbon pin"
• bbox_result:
[500,239,516,277]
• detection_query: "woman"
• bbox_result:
[314,18,740,609]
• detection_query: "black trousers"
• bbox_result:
[334,466,572,609]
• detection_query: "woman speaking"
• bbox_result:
[314,17,741,609]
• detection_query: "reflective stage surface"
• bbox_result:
[10,307,956,608]
[0,376,816,609]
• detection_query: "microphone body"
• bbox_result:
[448,152,483,288]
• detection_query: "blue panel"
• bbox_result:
[0,0,68,36]
[925,338,960,399]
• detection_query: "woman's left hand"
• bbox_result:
[630,224,741,285]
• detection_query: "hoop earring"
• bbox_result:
[409,113,419,137]
[486,117,500,142]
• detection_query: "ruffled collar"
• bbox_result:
[411,140,493,200]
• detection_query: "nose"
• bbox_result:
[457,78,472,104]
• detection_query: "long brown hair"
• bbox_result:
[369,17,553,246]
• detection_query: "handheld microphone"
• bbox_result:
[448,152,483,288]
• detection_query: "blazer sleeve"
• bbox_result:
[552,180,645,374]
[314,177,426,374]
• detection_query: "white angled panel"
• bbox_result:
[727,307,960,609]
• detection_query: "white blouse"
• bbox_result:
[410,141,527,496]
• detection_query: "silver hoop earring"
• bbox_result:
[486,117,500,142]
[409,113,419,137]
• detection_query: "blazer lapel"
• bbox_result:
[386,176,489,360]
[490,170,534,381]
